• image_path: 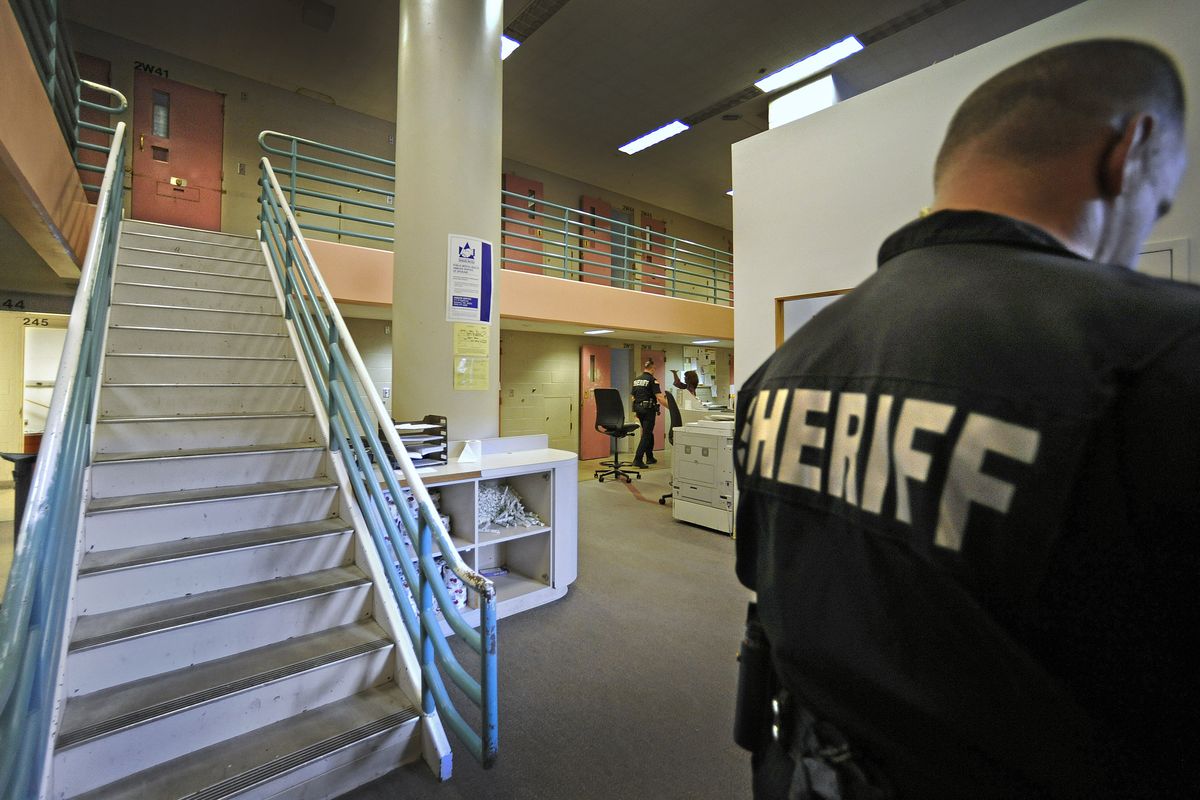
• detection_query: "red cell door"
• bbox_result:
[579,195,612,286]
[132,73,224,231]
[641,347,666,452]
[579,344,614,460]
[641,212,668,295]
[502,173,544,274]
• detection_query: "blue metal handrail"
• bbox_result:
[257,129,735,306]
[0,122,127,800]
[258,157,498,768]
[75,78,128,193]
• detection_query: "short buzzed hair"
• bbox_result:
[934,39,1185,186]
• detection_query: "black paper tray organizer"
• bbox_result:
[372,414,448,469]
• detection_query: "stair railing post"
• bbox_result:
[418,518,436,715]
[288,137,298,211]
[327,315,339,452]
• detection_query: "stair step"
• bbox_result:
[109,302,286,334]
[93,407,316,454]
[112,282,281,314]
[116,246,270,276]
[120,232,263,263]
[104,326,293,358]
[76,518,355,614]
[91,441,325,498]
[101,351,302,385]
[66,566,372,696]
[99,381,309,418]
[83,477,337,551]
[121,219,259,248]
[54,623,394,797]
[116,263,275,295]
[88,476,335,514]
[69,683,420,800]
[60,621,391,747]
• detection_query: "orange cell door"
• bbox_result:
[641,212,668,295]
[579,344,614,460]
[640,347,666,452]
[132,73,224,231]
[502,173,544,274]
[579,195,612,286]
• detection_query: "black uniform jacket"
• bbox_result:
[631,371,661,412]
[734,211,1200,799]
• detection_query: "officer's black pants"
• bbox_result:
[634,409,656,463]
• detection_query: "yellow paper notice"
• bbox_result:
[453,323,490,357]
[453,356,489,391]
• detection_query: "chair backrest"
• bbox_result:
[664,391,683,444]
[594,388,628,431]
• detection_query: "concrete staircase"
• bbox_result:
[51,220,424,799]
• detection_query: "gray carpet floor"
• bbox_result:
[345,462,754,800]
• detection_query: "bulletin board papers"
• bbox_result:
[446,234,493,323]
[453,323,490,357]
[453,356,489,391]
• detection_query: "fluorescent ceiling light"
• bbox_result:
[584,328,614,335]
[725,189,734,196]
[501,35,521,60]
[692,339,720,344]
[618,120,689,155]
[754,35,863,94]
[768,74,838,129]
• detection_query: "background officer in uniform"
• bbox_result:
[631,358,666,468]
[734,39,1196,799]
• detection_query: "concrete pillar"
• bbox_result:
[392,0,502,440]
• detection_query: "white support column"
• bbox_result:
[393,0,503,440]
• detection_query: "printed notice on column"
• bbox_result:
[453,356,489,391]
[446,234,493,323]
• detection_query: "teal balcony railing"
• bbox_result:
[0,122,127,800]
[258,130,734,306]
[258,157,499,767]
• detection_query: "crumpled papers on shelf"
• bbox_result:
[477,483,543,531]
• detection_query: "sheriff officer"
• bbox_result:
[630,358,667,469]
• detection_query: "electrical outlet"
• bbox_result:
[381,387,391,399]
[387,134,395,145]
[237,162,246,176]
[385,195,394,206]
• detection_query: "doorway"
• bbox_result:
[131,72,225,231]
[502,173,545,275]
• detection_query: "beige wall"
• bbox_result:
[732,0,1200,375]
[343,317,393,416]
[499,329,732,453]
[0,313,25,456]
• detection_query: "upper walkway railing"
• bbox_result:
[9,0,128,193]
[0,122,127,799]
[258,157,498,767]
[258,130,734,306]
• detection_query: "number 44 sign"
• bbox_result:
[445,235,493,324]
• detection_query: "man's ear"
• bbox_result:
[1100,113,1154,199]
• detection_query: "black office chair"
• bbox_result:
[659,391,684,504]
[593,388,641,483]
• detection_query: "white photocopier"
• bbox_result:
[669,415,736,535]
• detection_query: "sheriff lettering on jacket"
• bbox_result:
[736,387,1042,552]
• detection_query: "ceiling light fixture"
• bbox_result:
[618,120,689,155]
[754,35,863,94]
[692,339,720,344]
[501,35,521,60]
[768,74,838,128]
[584,328,614,335]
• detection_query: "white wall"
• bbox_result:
[732,0,1200,375]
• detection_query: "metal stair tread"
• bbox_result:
[107,325,286,338]
[116,246,268,267]
[110,301,278,318]
[87,477,335,515]
[70,566,369,652]
[70,683,418,800]
[92,441,324,464]
[79,518,353,575]
[104,351,297,361]
[115,280,276,299]
[121,220,259,242]
[116,262,271,281]
[97,410,313,424]
[57,621,391,750]
[120,231,261,251]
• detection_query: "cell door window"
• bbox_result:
[152,90,170,138]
